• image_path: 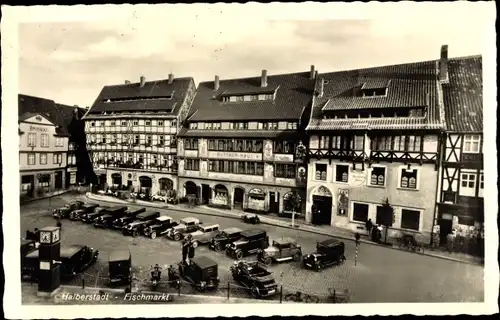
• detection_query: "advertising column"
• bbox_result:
[37,226,61,296]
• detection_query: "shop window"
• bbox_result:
[370,166,386,186]
[352,203,369,223]
[401,209,420,231]
[38,174,50,188]
[315,164,327,180]
[400,168,418,189]
[335,165,349,183]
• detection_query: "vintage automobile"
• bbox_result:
[225,228,269,260]
[187,224,221,248]
[69,203,99,220]
[208,227,243,252]
[108,250,132,285]
[22,245,99,281]
[151,194,166,202]
[112,207,147,229]
[230,260,278,298]
[178,256,220,292]
[80,206,111,223]
[166,217,202,241]
[302,238,346,271]
[143,216,179,239]
[241,213,260,224]
[257,237,302,266]
[93,206,129,228]
[122,211,161,237]
[21,239,37,258]
[52,200,85,219]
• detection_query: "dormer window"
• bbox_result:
[360,79,390,98]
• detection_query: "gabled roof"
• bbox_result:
[18,94,85,137]
[187,71,315,122]
[86,77,194,115]
[442,56,483,132]
[307,60,444,131]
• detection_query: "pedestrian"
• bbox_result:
[355,232,361,246]
[181,237,189,263]
[365,219,373,233]
[446,229,456,253]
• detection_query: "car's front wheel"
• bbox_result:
[315,264,322,272]
[235,250,244,260]
[214,243,223,252]
[132,230,139,237]
[292,253,301,261]
[251,285,260,298]
[174,233,181,241]
[150,232,157,239]
[191,241,199,248]
[263,257,273,266]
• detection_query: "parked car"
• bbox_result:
[230,260,278,298]
[226,228,269,260]
[93,206,129,228]
[22,245,99,281]
[108,250,132,285]
[52,200,85,219]
[69,203,99,220]
[122,211,160,237]
[81,205,114,223]
[111,207,147,230]
[302,238,346,271]
[187,224,221,248]
[178,256,220,292]
[241,213,260,224]
[143,216,179,239]
[166,217,202,241]
[257,237,302,266]
[208,227,243,252]
[151,194,166,202]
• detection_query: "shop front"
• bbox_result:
[311,186,333,225]
[246,188,267,213]
[210,184,230,208]
[139,175,153,195]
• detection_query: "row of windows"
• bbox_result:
[314,164,420,190]
[318,136,364,150]
[208,160,264,176]
[26,153,64,165]
[352,202,421,231]
[184,138,295,154]
[460,172,484,197]
[371,136,423,152]
[88,134,176,146]
[322,107,424,119]
[189,121,298,130]
[221,93,274,103]
[89,120,177,127]
[26,133,64,148]
[92,152,175,166]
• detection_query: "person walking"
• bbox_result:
[365,218,373,233]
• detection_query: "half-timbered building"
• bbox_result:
[305,47,451,242]
[177,68,315,216]
[436,55,483,245]
[82,75,196,196]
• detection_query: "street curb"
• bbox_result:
[84,194,483,266]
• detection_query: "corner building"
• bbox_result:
[305,46,453,243]
[82,75,196,196]
[177,68,316,215]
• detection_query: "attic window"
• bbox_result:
[360,79,390,97]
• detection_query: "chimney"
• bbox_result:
[310,65,316,79]
[261,69,268,87]
[319,78,325,97]
[140,76,146,87]
[168,73,174,84]
[439,45,449,83]
[214,75,220,91]
[125,80,131,84]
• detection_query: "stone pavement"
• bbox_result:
[22,283,277,305]
[84,193,483,266]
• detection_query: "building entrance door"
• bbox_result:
[439,214,453,245]
[54,171,63,190]
[201,184,211,204]
[312,195,333,225]
[269,192,279,213]
[233,187,245,209]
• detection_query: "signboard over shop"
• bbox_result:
[208,151,262,161]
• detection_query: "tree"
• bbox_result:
[379,198,394,244]
[287,192,302,227]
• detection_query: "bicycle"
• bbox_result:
[284,291,319,303]
[397,236,424,254]
[327,288,350,303]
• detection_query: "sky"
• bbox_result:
[16,2,494,108]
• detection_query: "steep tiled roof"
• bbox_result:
[442,56,483,132]
[18,94,81,136]
[87,77,193,115]
[307,60,444,131]
[187,71,315,122]
[178,127,298,139]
